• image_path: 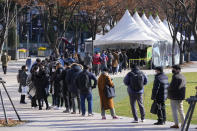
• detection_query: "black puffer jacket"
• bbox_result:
[168,73,186,100]
[32,69,49,99]
[66,64,82,94]
[151,73,169,102]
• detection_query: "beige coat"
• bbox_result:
[112,52,119,67]
[98,72,114,110]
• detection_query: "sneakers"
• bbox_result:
[88,113,94,116]
[112,116,119,119]
[46,107,51,110]
[71,112,76,114]
[20,102,27,104]
[131,120,139,123]
[170,125,179,128]
[141,119,145,123]
[63,110,70,113]
[53,106,60,110]
[154,121,165,125]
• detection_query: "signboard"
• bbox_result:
[147,47,152,61]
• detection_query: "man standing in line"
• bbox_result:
[76,65,97,116]
[151,67,169,125]
[84,52,93,72]
[168,65,186,129]
[123,64,148,123]
[93,52,101,76]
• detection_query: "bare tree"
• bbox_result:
[0,0,33,53]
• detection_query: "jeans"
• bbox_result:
[101,64,107,72]
[118,62,123,72]
[170,100,185,125]
[128,91,145,121]
[80,93,93,115]
[93,64,100,76]
[112,67,117,74]
[64,91,71,110]
[107,65,112,73]
[52,94,60,107]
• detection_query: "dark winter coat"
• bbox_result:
[84,54,93,69]
[151,73,169,102]
[32,69,49,99]
[122,53,128,65]
[66,64,82,94]
[53,67,64,96]
[107,53,113,66]
[168,73,186,100]
[17,70,28,93]
[61,67,70,96]
[76,70,97,95]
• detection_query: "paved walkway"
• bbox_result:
[0,59,197,131]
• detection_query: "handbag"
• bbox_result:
[21,86,29,95]
[105,85,116,98]
[150,100,158,114]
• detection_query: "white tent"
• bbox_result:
[133,12,162,41]
[155,16,172,37]
[141,14,167,41]
[163,19,169,28]
[153,16,180,66]
[149,15,172,41]
[94,10,156,48]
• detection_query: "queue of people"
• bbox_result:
[15,51,187,129]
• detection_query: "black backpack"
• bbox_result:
[129,71,144,91]
[77,71,90,91]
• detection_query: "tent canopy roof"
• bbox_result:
[94,10,156,46]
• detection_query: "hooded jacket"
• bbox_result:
[66,64,82,94]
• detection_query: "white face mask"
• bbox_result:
[52,69,56,72]
[36,68,39,72]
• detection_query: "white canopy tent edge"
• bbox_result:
[86,10,180,66]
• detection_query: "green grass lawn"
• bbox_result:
[106,72,197,124]
[48,72,197,124]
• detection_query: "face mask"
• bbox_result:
[36,68,39,72]
[52,69,56,72]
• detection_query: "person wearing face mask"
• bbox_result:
[151,67,169,125]
[52,62,64,110]
[17,65,28,104]
[32,64,50,110]
[98,67,118,120]
[168,65,186,129]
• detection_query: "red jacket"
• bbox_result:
[93,54,101,65]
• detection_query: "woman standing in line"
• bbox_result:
[98,68,118,120]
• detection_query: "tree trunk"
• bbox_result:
[186,51,190,62]
[172,38,176,66]
[179,51,184,65]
